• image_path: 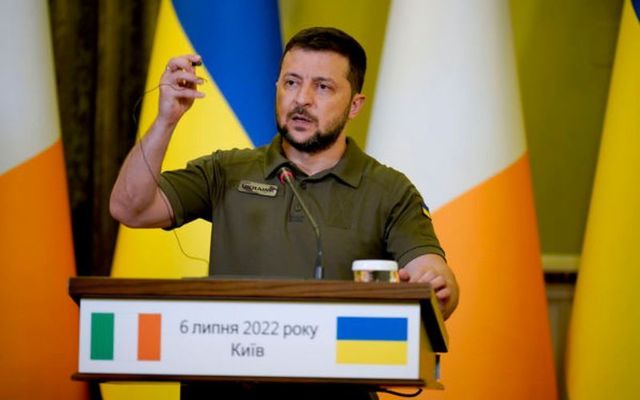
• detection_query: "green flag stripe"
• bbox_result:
[90,313,114,360]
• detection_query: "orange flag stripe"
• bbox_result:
[426,153,556,399]
[138,314,162,361]
[0,140,87,399]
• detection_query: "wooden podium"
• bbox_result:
[69,277,447,391]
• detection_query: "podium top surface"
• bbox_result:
[69,277,433,302]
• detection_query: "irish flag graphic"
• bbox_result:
[90,313,162,361]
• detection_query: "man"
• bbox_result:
[112,23,457,372]
[111,25,458,400]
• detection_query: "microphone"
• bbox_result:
[278,167,324,279]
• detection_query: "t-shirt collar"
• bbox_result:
[326,137,365,188]
[264,136,294,180]
[263,135,366,188]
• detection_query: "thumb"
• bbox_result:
[398,268,410,281]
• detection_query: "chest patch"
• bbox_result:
[237,180,279,197]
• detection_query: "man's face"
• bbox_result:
[275,48,362,154]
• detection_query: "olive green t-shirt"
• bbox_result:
[159,136,444,279]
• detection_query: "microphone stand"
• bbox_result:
[279,167,324,280]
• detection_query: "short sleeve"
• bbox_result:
[384,176,445,267]
[158,154,222,229]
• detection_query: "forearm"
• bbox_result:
[110,54,204,227]
[109,117,176,226]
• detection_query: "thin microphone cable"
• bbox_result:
[129,82,209,266]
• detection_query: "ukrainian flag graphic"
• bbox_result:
[336,317,408,365]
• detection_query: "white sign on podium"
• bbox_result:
[79,299,422,380]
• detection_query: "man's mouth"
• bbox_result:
[291,114,313,123]
[287,107,317,124]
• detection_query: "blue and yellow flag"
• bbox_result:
[111,0,282,279]
[105,1,281,398]
[171,1,282,148]
[336,317,408,365]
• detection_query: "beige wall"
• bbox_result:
[511,0,622,260]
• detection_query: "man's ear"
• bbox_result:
[348,93,366,119]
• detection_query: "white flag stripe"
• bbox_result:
[0,1,60,175]
[367,1,526,210]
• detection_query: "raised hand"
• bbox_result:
[158,54,205,125]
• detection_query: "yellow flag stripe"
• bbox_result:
[111,0,253,279]
[336,341,407,365]
[566,1,640,397]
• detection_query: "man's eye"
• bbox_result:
[284,80,297,87]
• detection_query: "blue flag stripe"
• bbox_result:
[172,0,282,147]
[337,317,408,341]
[633,0,640,21]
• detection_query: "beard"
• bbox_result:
[276,105,350,155]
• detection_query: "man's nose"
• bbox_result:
[294,82,314,106]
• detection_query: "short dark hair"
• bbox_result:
[282,27,367,94]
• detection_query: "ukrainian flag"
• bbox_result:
[336,317,408,365]
[171,0,282,147]
[111,0,282,279]
[105,1,281,398]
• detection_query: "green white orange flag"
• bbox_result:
[367,1,557,398]
[0,2,86,399]
[566,1,640,398]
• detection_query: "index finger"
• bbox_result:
[166,54,202,73]
[410,269,435,283]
